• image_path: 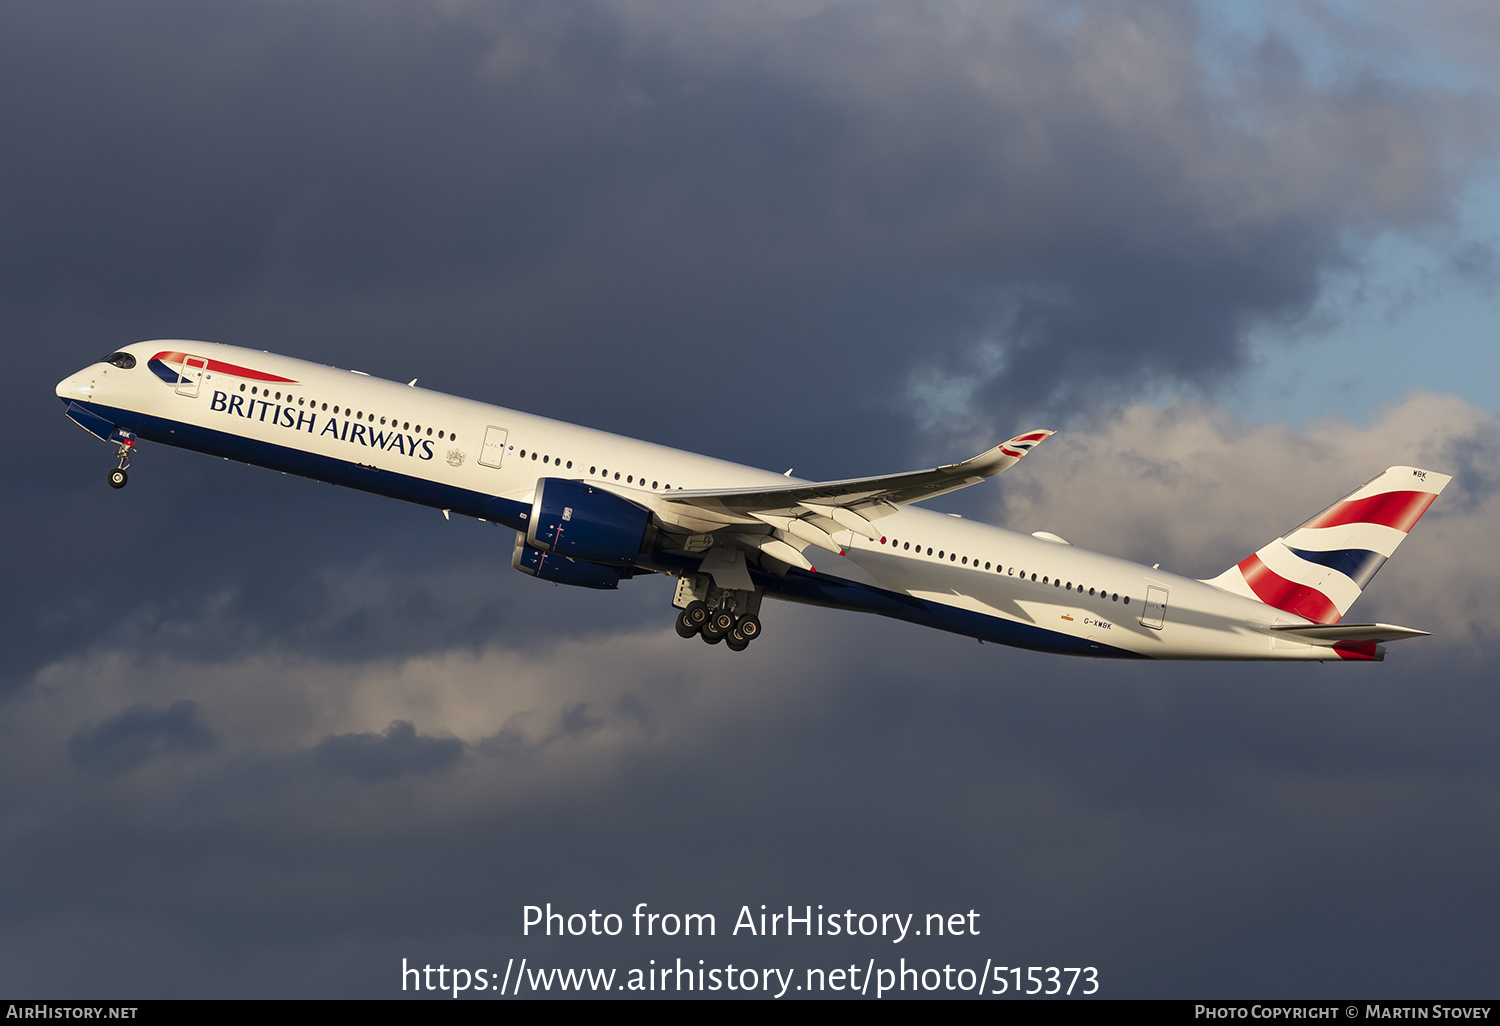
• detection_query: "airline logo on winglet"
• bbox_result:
[999,430,1053,459]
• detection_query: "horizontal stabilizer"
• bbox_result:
[1266,623,1430,644]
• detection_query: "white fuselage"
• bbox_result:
[57,340,1351,660]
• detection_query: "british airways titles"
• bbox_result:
[209,389,436,461]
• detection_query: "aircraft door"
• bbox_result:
[1139,585,1169,630]
[175,355,207,398]
[478,426,509,468]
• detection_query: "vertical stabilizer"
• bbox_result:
[1202,466,1450,624]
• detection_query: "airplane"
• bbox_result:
[56,341,1450,661]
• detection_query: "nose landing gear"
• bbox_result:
[107,436,135,489]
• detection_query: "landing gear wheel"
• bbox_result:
[701,614,726,642]
[675,609,700,638]
[108,468,128,489]
[700,629,724,645]
[726,628,749,652]
[684,601,709,629]
[710,610,736,634]
[735,615,761,641]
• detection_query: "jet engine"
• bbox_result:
[512,534,626,589]
[526,477,655,565]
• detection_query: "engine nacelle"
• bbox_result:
[512,534,625,590]
[526,477,654,565]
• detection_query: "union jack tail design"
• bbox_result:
[1203,466,1451,624]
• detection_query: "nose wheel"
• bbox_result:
[107,437,135,488]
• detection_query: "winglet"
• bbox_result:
[943,430,1054,478]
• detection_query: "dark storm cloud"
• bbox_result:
[6,1,1492,447]
[310,720,464,782]
[7,606,1500,995]
[67,699,215,775]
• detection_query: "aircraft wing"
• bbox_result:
[651,430,1052,571]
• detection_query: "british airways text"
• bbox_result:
[209,390,435,460]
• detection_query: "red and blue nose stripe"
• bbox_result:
[147,350,299,386]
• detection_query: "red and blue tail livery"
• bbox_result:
[58,340,1451,661]
[1204,467,1449,627]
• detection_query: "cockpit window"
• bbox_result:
[102,352,136,369]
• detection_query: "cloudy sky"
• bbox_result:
[5,0,1500,998]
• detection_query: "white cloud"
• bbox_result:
[993,390,1500,646]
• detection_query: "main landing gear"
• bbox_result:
[675,601,763,651]
[672,575,764,652]
[107,436,136,489]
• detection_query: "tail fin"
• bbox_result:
[1203,466,1450,624]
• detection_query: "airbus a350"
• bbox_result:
[57,342,1449,661]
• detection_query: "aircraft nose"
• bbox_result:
[56,370,93,402]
